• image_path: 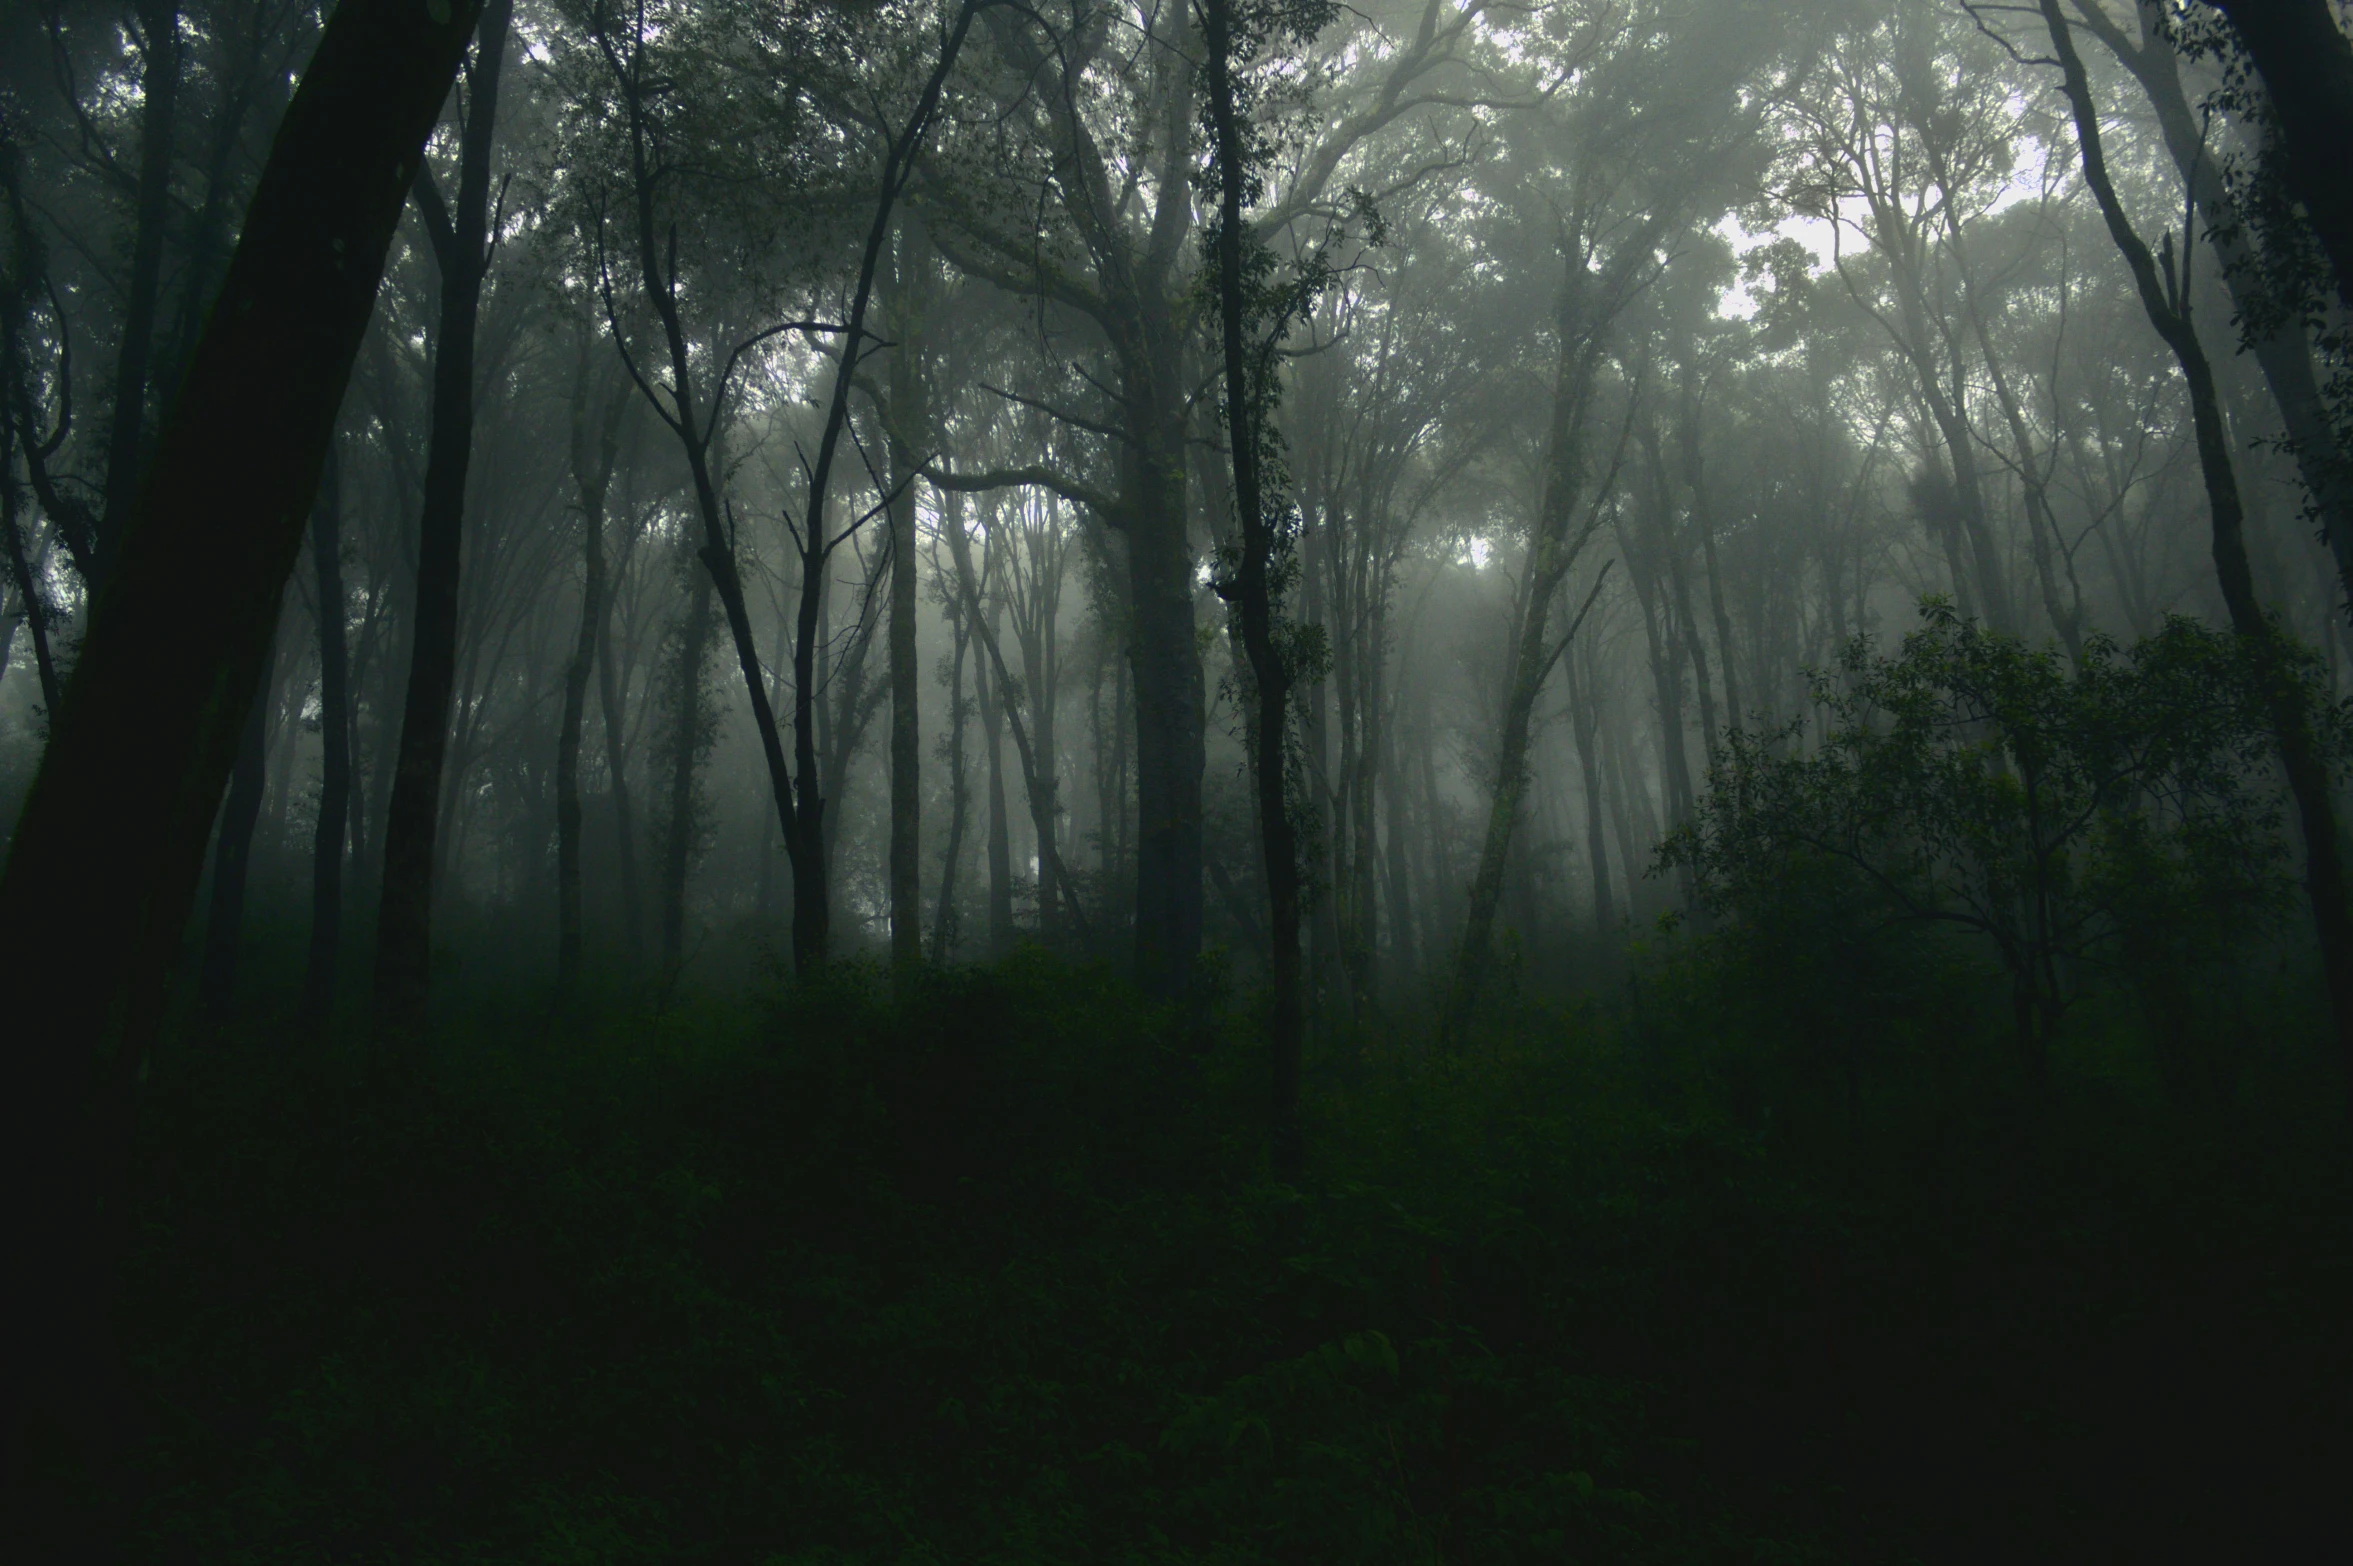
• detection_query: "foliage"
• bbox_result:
[1662,602,2335,1048]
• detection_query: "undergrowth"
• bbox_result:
[118,944,2353,1562]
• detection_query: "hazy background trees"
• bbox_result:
[4,0,2350,1049]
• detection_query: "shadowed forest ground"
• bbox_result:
[114,939,2353,1563]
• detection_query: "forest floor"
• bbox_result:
[117,946,2353,1563]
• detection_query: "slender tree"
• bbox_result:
[375,0,517,1029]
[557,337,627,992]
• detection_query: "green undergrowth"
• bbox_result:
[119,946,2353,1562]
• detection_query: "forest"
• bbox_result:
[4,0,2353,1557]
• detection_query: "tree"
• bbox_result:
[2202,0,2353,313]
[375,0,518,1030]
[2035,0,2353,1110]
[1665,603,2318,1060]
[0,0,492,1538]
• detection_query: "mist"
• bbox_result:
[6,0,2353,1557]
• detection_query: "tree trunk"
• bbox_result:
[1204,0,1303,1168]
[981,587,1016,954]
[2046,0,2353,1115]
[933,579,972,962]
[374,0,515,1031]
[595,537,643,966]
[302,446,349,1028]
[660,565,715,985]
[886,247,928,973]
[1379,692,1417,984]
[558,345,625,993]
[2209,0,2353,313]
[1450,251,1617,1034]
[2080,0,2353,615]
[97,0,181,573]
[1679,373,1742,728]
[0,0,490,1543]
[1568,639,1615,932]
[198,626,275,1032]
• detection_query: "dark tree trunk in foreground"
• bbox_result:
[302,446,349,1027]
[0,0,489,1543]
[375,0,515,1030]
[2045,0,2353,1115]
[559,344,626,993]
[2208,0,2353,313]
[198,626,276,1031]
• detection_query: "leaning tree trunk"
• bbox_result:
[374,0,515,1031]
[2046,0,2353,1116]
[0,0,490,1547]
[302,445,349,1027]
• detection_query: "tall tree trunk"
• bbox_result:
[594,544,643,965]
[558,345,625,993]
[302,446,349,1027]
[660,566,714,984]
[981,587,1016,954]
[1378,691,1417,983]
[1126,382,1207,997]
[198,626,275,1032]
[885,244,928,973]
[374,0,514,1030]
[1678,373,1742,728]
[1567,639,1615,932]
[0,0,490,1543]
[1205,0,1302,1169]
[97,0,181,572]
[933,583,972,962]
[2046,0,2353,1114]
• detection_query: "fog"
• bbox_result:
[6,0,2353,1556]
